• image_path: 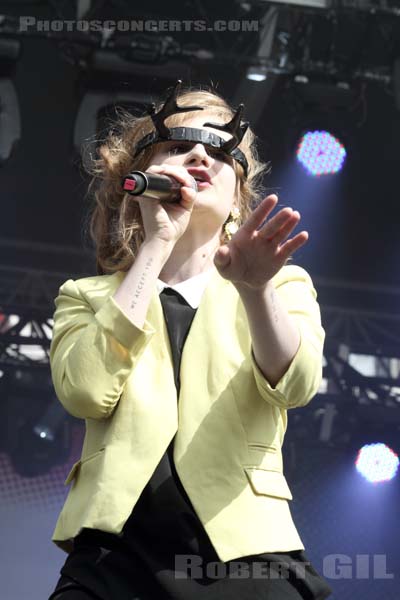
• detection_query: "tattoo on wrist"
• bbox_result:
[129,257,154,310]
[271,289,279,324]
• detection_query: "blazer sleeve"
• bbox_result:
[50,277,156,420]
[250,265,325,409]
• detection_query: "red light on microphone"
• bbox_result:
[123,177,136,192]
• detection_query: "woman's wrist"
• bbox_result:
[113,238,174,330]
[142,236,175,257]
[233,279,273,297]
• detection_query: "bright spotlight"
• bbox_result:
[296,130,347,176]
[246,65,268,82]
[355,443,399,484]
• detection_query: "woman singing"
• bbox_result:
[48,81,332,600]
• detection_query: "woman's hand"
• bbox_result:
[213,195,308,290]
[134,164,197,246]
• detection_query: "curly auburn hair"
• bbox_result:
[85,84,270,275]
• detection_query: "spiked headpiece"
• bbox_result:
[134,80,249,177]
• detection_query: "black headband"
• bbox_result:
[134,127,249,175]
[133,80,250,177]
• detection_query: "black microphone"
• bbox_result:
[122,171,197,203]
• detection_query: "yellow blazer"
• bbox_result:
[50,264,324,562]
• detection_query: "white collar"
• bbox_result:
[157,268,214,309]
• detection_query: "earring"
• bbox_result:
[224,206,241,240]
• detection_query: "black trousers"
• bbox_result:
[48,572,314,600]
[48,574,151,600]
[48,575,103,600]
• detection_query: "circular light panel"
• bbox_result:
[297,130,347,176]
[355,443,399,483]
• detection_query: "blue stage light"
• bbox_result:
[296,130,347,176]
[355,443,399,484]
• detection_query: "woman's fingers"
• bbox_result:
[264,210,301,243]
[179,185,197,210]
[242,195,278,234]
[279,231,309,260]
[147,164,197,209]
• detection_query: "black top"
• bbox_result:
[59,287,332,600]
